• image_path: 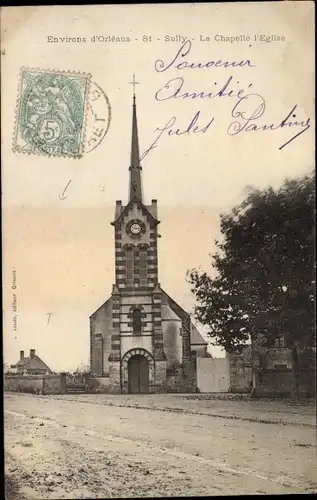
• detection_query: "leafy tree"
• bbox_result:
[188,172,315,398]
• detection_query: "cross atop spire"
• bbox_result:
[129,73,139,94]
[129,75,142,201]
[129,74,139,101]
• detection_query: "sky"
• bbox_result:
[2,3,314,371]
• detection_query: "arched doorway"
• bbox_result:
[128,354,149,393]
[121,348,154,394]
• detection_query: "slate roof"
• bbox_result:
[191,323,208,346]
[11,354,52,373]
[161,289,207,346]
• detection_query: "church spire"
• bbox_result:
[129,74,142,201]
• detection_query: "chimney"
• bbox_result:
[20,350,24,360]
[30,349,35,359]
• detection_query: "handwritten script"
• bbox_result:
[141,40,311,160]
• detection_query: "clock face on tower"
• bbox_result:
[126,219,146,238]
[131,223,141,234]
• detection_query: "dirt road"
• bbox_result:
[4,393,317,498]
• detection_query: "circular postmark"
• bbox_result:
[85,81,111,154]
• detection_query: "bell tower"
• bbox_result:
[108,77,166,393]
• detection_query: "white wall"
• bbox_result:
[197,358,230,393]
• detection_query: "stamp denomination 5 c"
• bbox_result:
[13,68,91,158]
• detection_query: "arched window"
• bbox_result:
[133,309,142,335]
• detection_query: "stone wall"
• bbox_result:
[166,366,184,392]
[155,359,167,393]
[44,374,66,394]
[260,347,292,369]
[228,345,316,397]
[227,347,253,393]
[108,361,121,393]
[86,376,112,393]
[252,348,316,397]
[252,368,316,397]
[166,356,197,393]
[183,356,197,393]
[4,374,66,395]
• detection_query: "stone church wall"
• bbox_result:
[120,294,155,345]
[91,334,103,377]
[90,299,113,376]
[121,335,153,358]
[121,206,150,247]
[162,321,183,369]
[155,360,168,393]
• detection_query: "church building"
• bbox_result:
[89,88,208,394]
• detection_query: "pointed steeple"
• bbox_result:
[129,75,142,201]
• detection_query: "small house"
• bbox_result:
[10,349,52,375]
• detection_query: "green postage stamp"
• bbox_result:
[13,68,91,158]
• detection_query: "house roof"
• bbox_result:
[11,355,51,372]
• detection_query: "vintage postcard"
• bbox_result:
[2,2,315,499]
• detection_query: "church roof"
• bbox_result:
[90,290,208,347]
[161,289,207,346]
[112,195,159,226]
[89,297,111,318]
[111,87,160,226]
[191,324,208,346]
